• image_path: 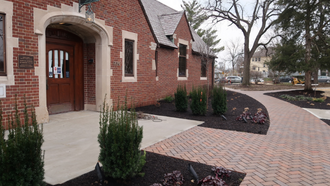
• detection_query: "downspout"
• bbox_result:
[212,58,215,88]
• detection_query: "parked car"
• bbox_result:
[273,76,292,84]
[225,76,242,83]
[317,76,330,83]
[250,78,264,84]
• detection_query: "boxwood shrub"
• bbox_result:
[0,99,45,186]
[98,97,144,180]
[175,85,188,112]
[212,85,227,115]
[190,86,207,115]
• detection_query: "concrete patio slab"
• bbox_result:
[303,108,330,120]
[42,111,203,185]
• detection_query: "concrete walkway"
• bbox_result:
[145,90,330,186]
[42,111,203,185]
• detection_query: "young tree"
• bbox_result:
[205,0,280,85]
[182,0,207,35]
[182,0,224,54]
[270,0,330,90]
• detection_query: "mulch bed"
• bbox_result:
[136,90,270,135]
[264,90,330,110]
[47,151,245,186]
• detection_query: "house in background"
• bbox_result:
[250,48,274,77]
[0,0,214,126]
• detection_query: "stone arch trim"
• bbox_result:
[34,2,113,123]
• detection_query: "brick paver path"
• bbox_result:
[144,90,330,186]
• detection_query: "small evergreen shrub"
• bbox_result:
[0,98,45,186]
[98,96,144,180]
[190,86,207,115]
[175,85,188,112]
[164,95,174,103]
[212,85,227,115]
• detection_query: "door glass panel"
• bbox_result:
[0,14,4,73]
[60,50,63,78]
[54,50,58,78]
[66,52,69,78]
[48,50,53,78]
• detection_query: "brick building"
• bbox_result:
[0,0,215,126]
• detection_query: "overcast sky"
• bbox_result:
[156,0,269,68]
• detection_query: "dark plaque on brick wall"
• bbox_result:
[19,55,34,69]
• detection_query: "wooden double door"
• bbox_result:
[46,29,84,114]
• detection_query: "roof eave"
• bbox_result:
[138,0,159,46]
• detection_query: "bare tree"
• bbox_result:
[235,55,244,75]
[205,0,279,85]
[226,39,243,75]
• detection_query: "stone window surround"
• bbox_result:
[33,2,113,123]
[0,0,18,85]
[177,38,189,81]
[121,30,138,83]
[150,42,158,81]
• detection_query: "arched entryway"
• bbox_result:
[33,3,113,123]
[46,28,84,114]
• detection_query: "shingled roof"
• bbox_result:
[140,0,178,48]
[159,12,184,36]
[252,48,274,58]
[140,0,215,57]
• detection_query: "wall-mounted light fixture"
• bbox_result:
[85,4,94,23]
[79,0,100,23]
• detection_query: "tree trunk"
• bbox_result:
[305,71,312,90]
[304,1,312,91]
[313,69,318,84]
[242,44,250,85]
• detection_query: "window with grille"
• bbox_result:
[0,14,6,75]
[125,39,134,76]
[201,58,206,77]
[179,44,186,77]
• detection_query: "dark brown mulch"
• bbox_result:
[321,119,330,126]
[136,90,270,135]
[264,90,330,110]
[47,151,245,186]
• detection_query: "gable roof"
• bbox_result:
[140,0,178,48]
[140,0,212,57]
[159,12,184,36]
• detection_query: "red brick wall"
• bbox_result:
[0,0,213,128]
[156,15,213,99]
[84,43,95,105]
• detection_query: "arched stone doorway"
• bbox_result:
[33,2,113,123]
